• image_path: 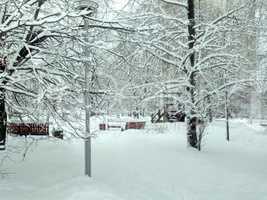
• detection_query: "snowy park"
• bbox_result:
[1,118,267,200]
[1,0,267,199]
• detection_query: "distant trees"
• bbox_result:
[255,0,267,121]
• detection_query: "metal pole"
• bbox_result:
[84,21,92,177]
[76,0,98,178]
[84,132,91,177]
[84,60,91,177]
[83,8,91,177]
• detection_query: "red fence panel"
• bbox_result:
[7,123,49,136]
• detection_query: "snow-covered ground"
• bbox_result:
[1,119,267,200]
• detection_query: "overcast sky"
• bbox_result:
[111,0,130,10]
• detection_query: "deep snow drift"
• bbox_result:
[1,119,267,200]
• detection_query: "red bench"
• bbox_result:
[100,121,146,131]
[125,121,145,130]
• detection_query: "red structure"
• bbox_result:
[125,121,145,130]
[8,123,49,136]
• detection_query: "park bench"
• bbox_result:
[99,122,124,131]
[99,121,146,131]
[125,121,145,130]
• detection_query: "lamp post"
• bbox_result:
[76,0,98,177]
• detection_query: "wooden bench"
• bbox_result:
[125,121,145,130]
[99,123,123,131]
[107,125,122,129]
[100,121,146,131]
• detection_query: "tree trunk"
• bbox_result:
[0,56,7,148]
[225,87,230,141]
[0,89,7,148]
[186,0,198,149]
[207,95,213,122]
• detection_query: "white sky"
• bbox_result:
[111,0,130,10]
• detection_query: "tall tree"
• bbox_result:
[117,0,255,150]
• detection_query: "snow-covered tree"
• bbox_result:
[113,0,257,150]
[0,0,98,145]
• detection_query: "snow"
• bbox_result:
[1,119,267,200]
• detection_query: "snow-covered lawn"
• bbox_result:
[1,120,267,200]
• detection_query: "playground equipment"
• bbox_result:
[151,104,186,123]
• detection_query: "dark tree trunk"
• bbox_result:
[225,88,230,141]
[0,56,7,149]
[0,89,7,148]
[188,117,198,148]
[186,0,198,149]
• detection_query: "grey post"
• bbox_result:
[76,0,98,177]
